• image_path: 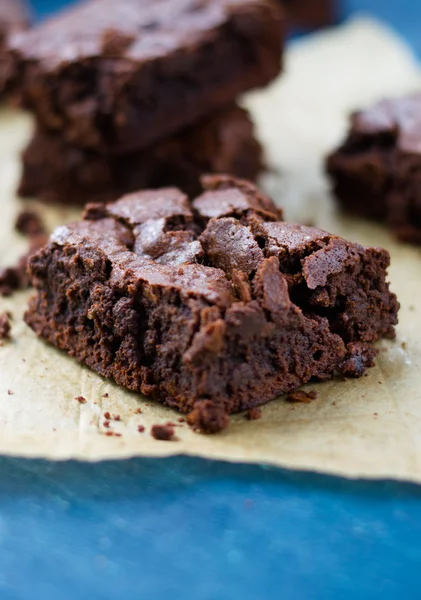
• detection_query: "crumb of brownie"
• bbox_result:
[374,412,378,416]
[246,407,262,420]
[186,400,230,434]
[75,395,86,404]
[178,417,185,423]
[331,401,337,406]
[15,209,46,236]
[103,421,110,428]
[105,431,122,437]
[102,392,109,398]
[151,423,175,441]
[286,390,317,403]
[0,234,47,296]
[137,425,145,433]
[112,414,121,421]
[104,411,111,419]
[0,312,11,340]
[7,389,13,395]
[134,408,142,414]
[401,342,406,349]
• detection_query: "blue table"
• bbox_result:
[4,2,421,599]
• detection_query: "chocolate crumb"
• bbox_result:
[134,408,142,414]
[104,411,111,419]
[246,407,262,420]
[331,401,337,406]
[186,400,229,434]
[178,417,185,423]
[75,395,87,404]
[102,393,109,398]
[374,412,378,417]
[137,425,145,433]
[0,312,11,340]
[112,414,121,421]
[0,234,48,296]
[103,421,110,428]
[105,431,122,437]
[7,389,13,395]
[286,390,317,404]
[15,209,46,236]
[151,423,175,441]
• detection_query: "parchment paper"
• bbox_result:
[1,17,421,480]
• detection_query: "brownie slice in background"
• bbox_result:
[25,176,399,432]
[0,0,30,96]
[5,0,284,153]
[327,93,421,244]
[19,105,264,204]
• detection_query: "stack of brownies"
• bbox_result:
[2,0,285,205]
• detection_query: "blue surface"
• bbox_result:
[4,1,421,599]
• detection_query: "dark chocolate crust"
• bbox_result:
[327,93,421,244]
[7,0,283,153]
[25,176,399,431]
[18,105,264,204]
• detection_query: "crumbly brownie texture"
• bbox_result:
[0,0,30,95]
[18,106,264,205]
[283,0,335,29]
[25,175,399,432]
[327,93,421,244]
[6,0,283,153]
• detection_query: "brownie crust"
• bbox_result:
[25,176,399,431]
[6,0,284,153]
[327,93,421,244]
[18,105,264,205]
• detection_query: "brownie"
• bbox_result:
[18,106,264,205]
[327,93,421,244]
[0,0,30,95]
[283,0,335,30]
[25,175,399,432]
[6,0,283,153]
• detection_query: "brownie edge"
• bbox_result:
[25,176,399,432]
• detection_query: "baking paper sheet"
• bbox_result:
[1,17,421,480]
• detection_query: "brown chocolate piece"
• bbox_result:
[0,311,11,340]
[24,176,399,432]
[151,423,175,441]
[15,209,46,236]
[246,407,262,420]
[18,105,264,205]
[6,0,283,153]
[286,390,317,403]
[0,234,48,296]
[327,93,421,244]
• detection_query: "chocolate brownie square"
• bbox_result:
[327,93,421,244]
[19,105,264,204]
[6,0,283,153]
[25,176,398,432]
